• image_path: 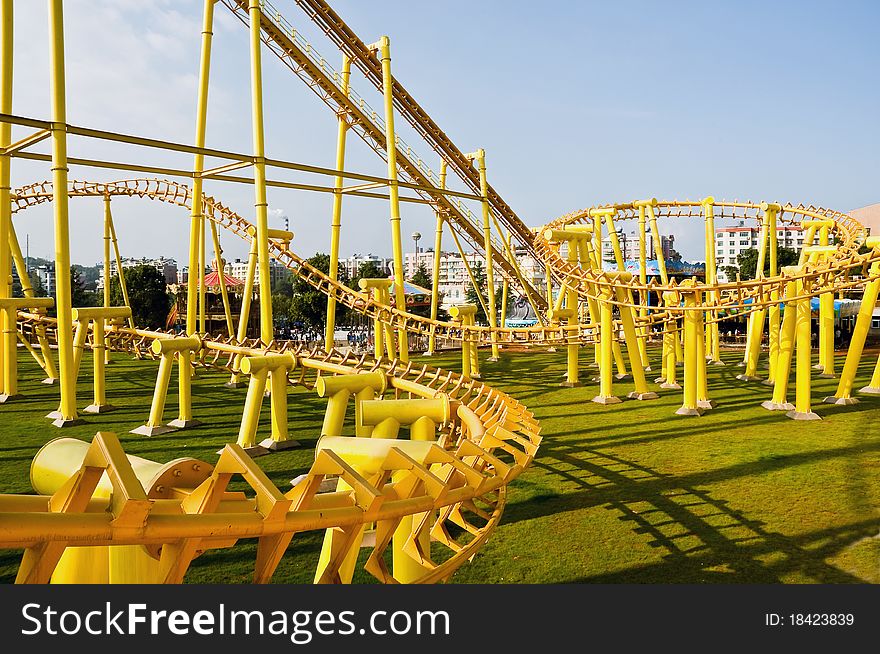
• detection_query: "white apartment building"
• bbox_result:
[403,248,546,309]
[222,258,289,288]
[97,256,178,289]
[600,232,675,263]
[715,224,804,282]
[341,253,392,280]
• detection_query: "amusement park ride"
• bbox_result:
[0,0,878,584]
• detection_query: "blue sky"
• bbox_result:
[7,0,879,267]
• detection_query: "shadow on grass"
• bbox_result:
[504,444,879,583]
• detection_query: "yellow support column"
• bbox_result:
[360,278,395,360]
[370,36,408,362]
[702,197,722,366]
[859,355,880,395]
[592,285,620,405]
[131,336,201,436]
[824,240,880,405]
[248,0,274,346]
[325,55,351,352]
[694,287,715,410]
[469,149,500,361]
[449,304,478,380]
[46,0,79,427]
[739,209,770,372]
[0,298,54,402]
[101,195,112,364]
[611,274,658,401]
[657,289,681,390]
[209,220,235,337]
[814,223,836,377]
[105,207,134,329]
[764,203,781,384]
[676,280,704,416]
[636,205,650,369]
[0,0,11,402]
[7,222,57,383]
[186,0,215,338]
[73,307,131,414]
[238,353,298,453]
[762,276,797,411]
[227,237,258,388]
[787,275,820,421]
[425,161,447,357]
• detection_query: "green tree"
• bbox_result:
[410,262,431,289]
[465,261,488,324]
[727,246,800,280]
[289,253,350,330]
[70,266,98,308]
[109,264,171,329]
[350,260,386,292]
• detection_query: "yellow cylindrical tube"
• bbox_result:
[325,54,351,352]
[675,288,702,416]
[826,262,880,404]
[269,366,289,443]
[248,0,274,345]
[592,290,620,405]
[376,37,408,362]
[763,280,797,411]
[788,277,820,420]
[236,367,269,448]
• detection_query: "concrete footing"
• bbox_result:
[822,396,858,406]
[83,403,117,414]
[760,400,795,411]
[786,410,821,421]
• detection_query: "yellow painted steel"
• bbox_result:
[131,336,201,436]
[702,197,721,365]
[592,285,619,405]
[0,298,54,400]
[248,0,274,346]
[675,280,703,416]
[449,304,480,379]
[325,54,351,352]
[426,160,447,356]
[788,275,820,420]
[187,0,216,338]
[764,203,780,383]
[636,205,650,368]
[826,258,880,404]
[3,0,880,588]
[71,307,132,414]
[316,371,387,438]
[228,237,258,386]
[237,353,296,449]
[47,0,78,426]
[6,221,58,382]
[763,277,798,411]
[470,149,500,361]
[373,36,408,362]
[0,0,11,404]
[209,219,235,337]
[105,204,134,328]
[360,278,396,360]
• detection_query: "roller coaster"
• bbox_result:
[0,0,878,584]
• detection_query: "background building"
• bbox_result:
[715,224,804,282]
[849,202,880,237]
[97,256,178,290]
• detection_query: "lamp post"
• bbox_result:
[411,231,421,276]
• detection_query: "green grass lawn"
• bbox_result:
[0,344,878,584]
